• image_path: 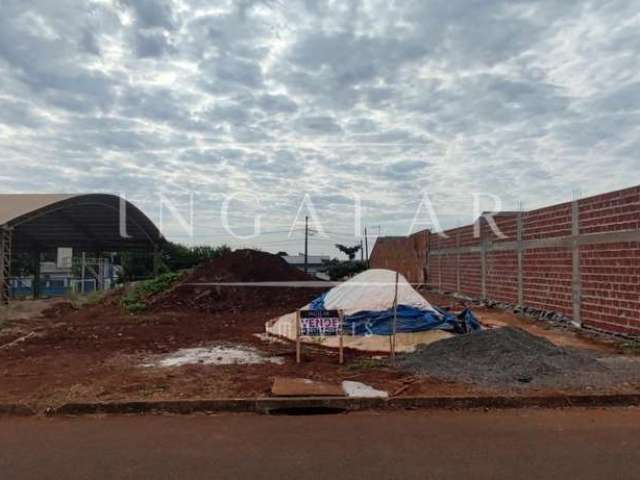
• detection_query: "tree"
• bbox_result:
[161,242,231,271]
[116,242,232,282]
[334,243,362,261]
[321,259,367,281]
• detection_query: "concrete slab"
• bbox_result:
[271,377,345,397]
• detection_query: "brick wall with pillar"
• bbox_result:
[426,185,640,336]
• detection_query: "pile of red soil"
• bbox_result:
[151,249,326,313]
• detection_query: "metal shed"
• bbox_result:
[0,194,164,303]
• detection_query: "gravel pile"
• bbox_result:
[398,327,617,390]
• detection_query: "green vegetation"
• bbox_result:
[335,243,362,261]
[121,271,183,314]
[66,289,106,308]
[118,242,231,283]
[321,259,368,281]
[346,357,386,371]
[319,243,368,280]
[161,243,231,272]
[621,341,640,356]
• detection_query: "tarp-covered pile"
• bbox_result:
[265,269,480,353]
[309,269,479,335]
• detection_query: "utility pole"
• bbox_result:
[360,239,364,262]
[364,226,369,267]
[304,215,309,274]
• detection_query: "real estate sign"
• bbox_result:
[296,309,345,364]
[299,309,342,336]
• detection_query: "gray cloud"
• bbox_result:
[120,0,177,30]
[295,116,342,135]
[134,29,173,58]
[1,0,639,251]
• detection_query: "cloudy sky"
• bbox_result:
[1,0,639,255]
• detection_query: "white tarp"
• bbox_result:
[304,269,438,316]
[264,269,451,353]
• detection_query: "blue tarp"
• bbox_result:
[309,293,480,336]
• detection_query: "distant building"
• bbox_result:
[282,253,330,275]
[10,247,119,298]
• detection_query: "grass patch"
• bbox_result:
[621,341,640,356]
[67,289,107,308]
[122,272,183,314]
[346,357,387,371]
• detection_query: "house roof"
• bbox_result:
[282,254,330,265]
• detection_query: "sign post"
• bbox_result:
[295,309,301,364]
[391,271,399,360]
[338,310,344,365]
[296,309,344,364]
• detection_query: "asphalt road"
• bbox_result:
[1,408,640,479]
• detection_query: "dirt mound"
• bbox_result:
[151,249,326,313]
[398,327,610,389]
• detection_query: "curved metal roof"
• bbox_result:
[0,194,163,252]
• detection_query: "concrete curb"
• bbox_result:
[0,404,36,416]
[24,393,640,416]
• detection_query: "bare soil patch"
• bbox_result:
[1,255,637,407]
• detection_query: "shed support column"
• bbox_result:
[95,251,103,291]
[153,244,161,278]
[1,227,12,305]
[571,201,582,327]
[32,251,41,299]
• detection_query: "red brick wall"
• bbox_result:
[577,187,640,334]
[580,242,640,334]
[424,185,640,336]
[370,186,639,336]
[486,250,518,303]
[369,230,429,284]
[523,247,573,316]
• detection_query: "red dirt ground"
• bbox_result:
[0,253,635,408]
[0,295,485,407]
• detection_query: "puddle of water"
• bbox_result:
[143,345,285,368]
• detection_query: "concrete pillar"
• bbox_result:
[479,220,487,301]
[517,212,524,307]
[571,201,582,327]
